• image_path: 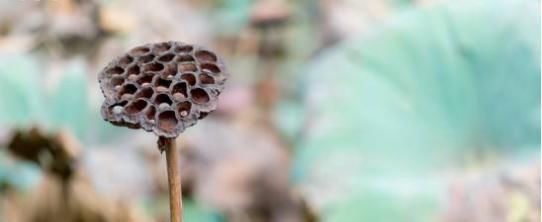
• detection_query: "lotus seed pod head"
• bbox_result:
[98,41,228,138]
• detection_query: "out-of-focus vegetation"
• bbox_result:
[294,1,540,221]
[0,0,539,221]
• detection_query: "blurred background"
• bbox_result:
[0,0,539,221]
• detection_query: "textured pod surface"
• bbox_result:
[98,41,227,138]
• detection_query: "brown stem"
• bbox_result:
[159,137,183,222]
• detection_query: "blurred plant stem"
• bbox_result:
[160,137,183,222]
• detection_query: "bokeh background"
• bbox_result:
[0,0,540,221]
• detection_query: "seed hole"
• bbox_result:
[190,88,210,104]
[130,46,150,56]
[158,54,175,62]
[200,63,220,73]
[106,66,124,75]
[162,64,177,78]
[198,111,209,120]
[177,55,195,62]
[172,82,188,98]
[155,42,172,53]
[119,55,134,66]
[179,63,197,73]
[199,73,215,84]
[127,65,140,76]
[110,76,125,86]
[154,77,172,88]
[145,105,156,121]
[175,45,193,53]
[117,101,129,106]
[140,54,155,63]
[195,50,217,62]
[177,101,192,118]
[119,84,137,96]
[158,110,178,132]
[181,73,196,86]
[144,62,164,72]
[137,74,154,85]
[125,99,148,115]
[135,87,154,99]
[154,94,173,105]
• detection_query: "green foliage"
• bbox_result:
[183,199,225,222]
[293,0,540,221]
[0,55,44,127]
[0,55,88,137]
[49,61,89,139]
[0,55,87,189]
[212,0,253,36]
[0,55,127,145]
[324,191,435,222]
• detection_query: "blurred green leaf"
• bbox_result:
[324,191,435,222]
[0,55,45,127]
[212,0,253,36]
[293,0,540,221]
[0,55,123,145]
[183,199,224,222]
[49,61,89,139]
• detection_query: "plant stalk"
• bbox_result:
[160,137,183,222]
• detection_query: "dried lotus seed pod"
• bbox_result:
[98,41,228,138]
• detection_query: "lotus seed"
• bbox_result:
[113,106,123,114]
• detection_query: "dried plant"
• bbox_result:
[99,41,227,138]
[98,41,228,222]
